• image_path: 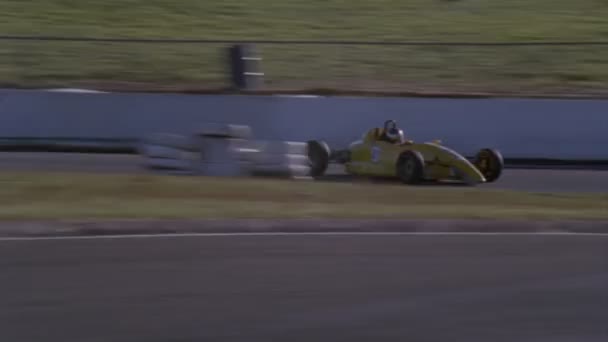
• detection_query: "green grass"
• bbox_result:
[2,0,608,95]
[0,172,607,220]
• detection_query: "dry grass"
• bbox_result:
[2,0,608,95]
[0,172,606,220]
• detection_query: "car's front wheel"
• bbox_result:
[396,150,425,184]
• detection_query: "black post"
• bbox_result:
[228,44,264,90]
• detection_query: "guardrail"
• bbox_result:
[1,89,608,166]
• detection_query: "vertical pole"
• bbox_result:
[227,44,264,90]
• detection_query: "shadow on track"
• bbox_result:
[314,173,473,188]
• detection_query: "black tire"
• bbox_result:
[474,148,504,183]
[307,140,331,178]
[396,150,425,184]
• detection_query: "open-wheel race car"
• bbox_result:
[306,120,504,185]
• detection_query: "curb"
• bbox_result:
[1,219,607,238]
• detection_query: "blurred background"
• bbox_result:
[2,3,608,342]
[2,0,608,96]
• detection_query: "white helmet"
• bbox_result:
[384,120,402,142]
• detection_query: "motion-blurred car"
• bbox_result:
[307,121,503,185]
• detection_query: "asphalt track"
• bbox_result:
[0,233,607,342]
[2,152,608,192]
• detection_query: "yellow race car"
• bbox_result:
[307,120,503,185]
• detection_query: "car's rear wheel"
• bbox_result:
[307,140,330,178]
[474,148,504,182]
[396,150,425,184]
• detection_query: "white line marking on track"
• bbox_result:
[1,231,607,242]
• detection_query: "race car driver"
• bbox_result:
[378,119,404,144]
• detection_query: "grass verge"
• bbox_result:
[0,172,606,220]
[2,0,608,95]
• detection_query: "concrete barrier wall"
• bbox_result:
[0,89,281,139]
[1,89,607,160]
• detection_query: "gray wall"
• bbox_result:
[1,89,607,159]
